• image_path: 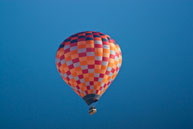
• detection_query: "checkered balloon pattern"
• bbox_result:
[56,31,122,99]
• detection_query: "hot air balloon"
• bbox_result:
[56,31,122,115]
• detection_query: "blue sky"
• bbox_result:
[0,0,193,129]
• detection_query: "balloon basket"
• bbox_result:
[88,106,97,115]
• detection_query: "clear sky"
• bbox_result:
[0,0,193,129]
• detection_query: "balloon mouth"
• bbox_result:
[89,106,97,115]
[83,94,101,105]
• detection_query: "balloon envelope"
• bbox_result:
[56,31,122,105]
